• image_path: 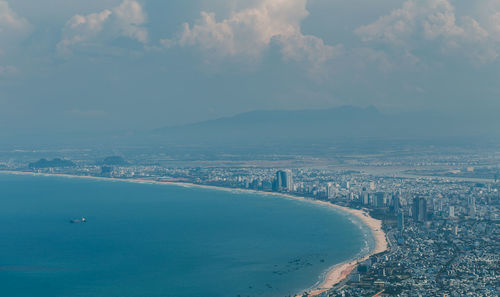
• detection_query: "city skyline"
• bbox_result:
[0,1,498,296]
[2,146,498,296]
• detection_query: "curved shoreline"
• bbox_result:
[302,204,387,296]
[0,170,388,295]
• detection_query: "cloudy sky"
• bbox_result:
[1,0,499,135]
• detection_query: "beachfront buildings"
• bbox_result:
[275,169,294,192]
[3,146,499,297]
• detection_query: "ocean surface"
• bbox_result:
[0,173,373,297]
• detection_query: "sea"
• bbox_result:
[0,173,373,297]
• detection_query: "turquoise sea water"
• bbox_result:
[0,173,373,297]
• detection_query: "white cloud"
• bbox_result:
[113,0,148,43]
[0,0,31,48]
[355,1,419,46]
[473,0,500,45]
[0,1,31,75]
[57,0,148,56]
[356,0,499,64]
[170,0,341,69]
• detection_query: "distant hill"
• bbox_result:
[102,156,128,166]
[29,158,76,169]
[5,106,497,151]
[150,106,498,146]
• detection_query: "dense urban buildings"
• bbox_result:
[0,147,499,296]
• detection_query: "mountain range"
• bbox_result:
[151,106,498,146]
[3,106,497,150]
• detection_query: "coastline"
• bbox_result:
[302,203,387,296]
[0,170,388,295]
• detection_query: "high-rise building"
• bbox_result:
[326,182,335,199]
[413,197,427,222]
[375,192,385,208]
[449,206,455,218]
[363,192,369,205]
[275,170,293,192]
[359,187,369,205]
[468,197,476,218]
[393,194,401,213]
[397,212,405,231]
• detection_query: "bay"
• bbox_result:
[0,174,372,297]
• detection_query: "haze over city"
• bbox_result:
[0,1,499,297]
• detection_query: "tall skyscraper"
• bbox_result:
[393,194,401,213]
[275,170,293,192]
[375,192,385,208]
[363,190,369,205]
[326,182,334,199]
[413,197,427,222]
[285,170,293,191]
[397,212,405,231]
[468,197,476,218]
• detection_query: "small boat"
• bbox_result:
[70,217,87,223]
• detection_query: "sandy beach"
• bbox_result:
[302,203,388,296]
[0,170,388,296]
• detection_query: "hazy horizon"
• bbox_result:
[1,0,499,140]
[1,2,498,296]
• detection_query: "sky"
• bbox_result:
[0,0,499,136]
